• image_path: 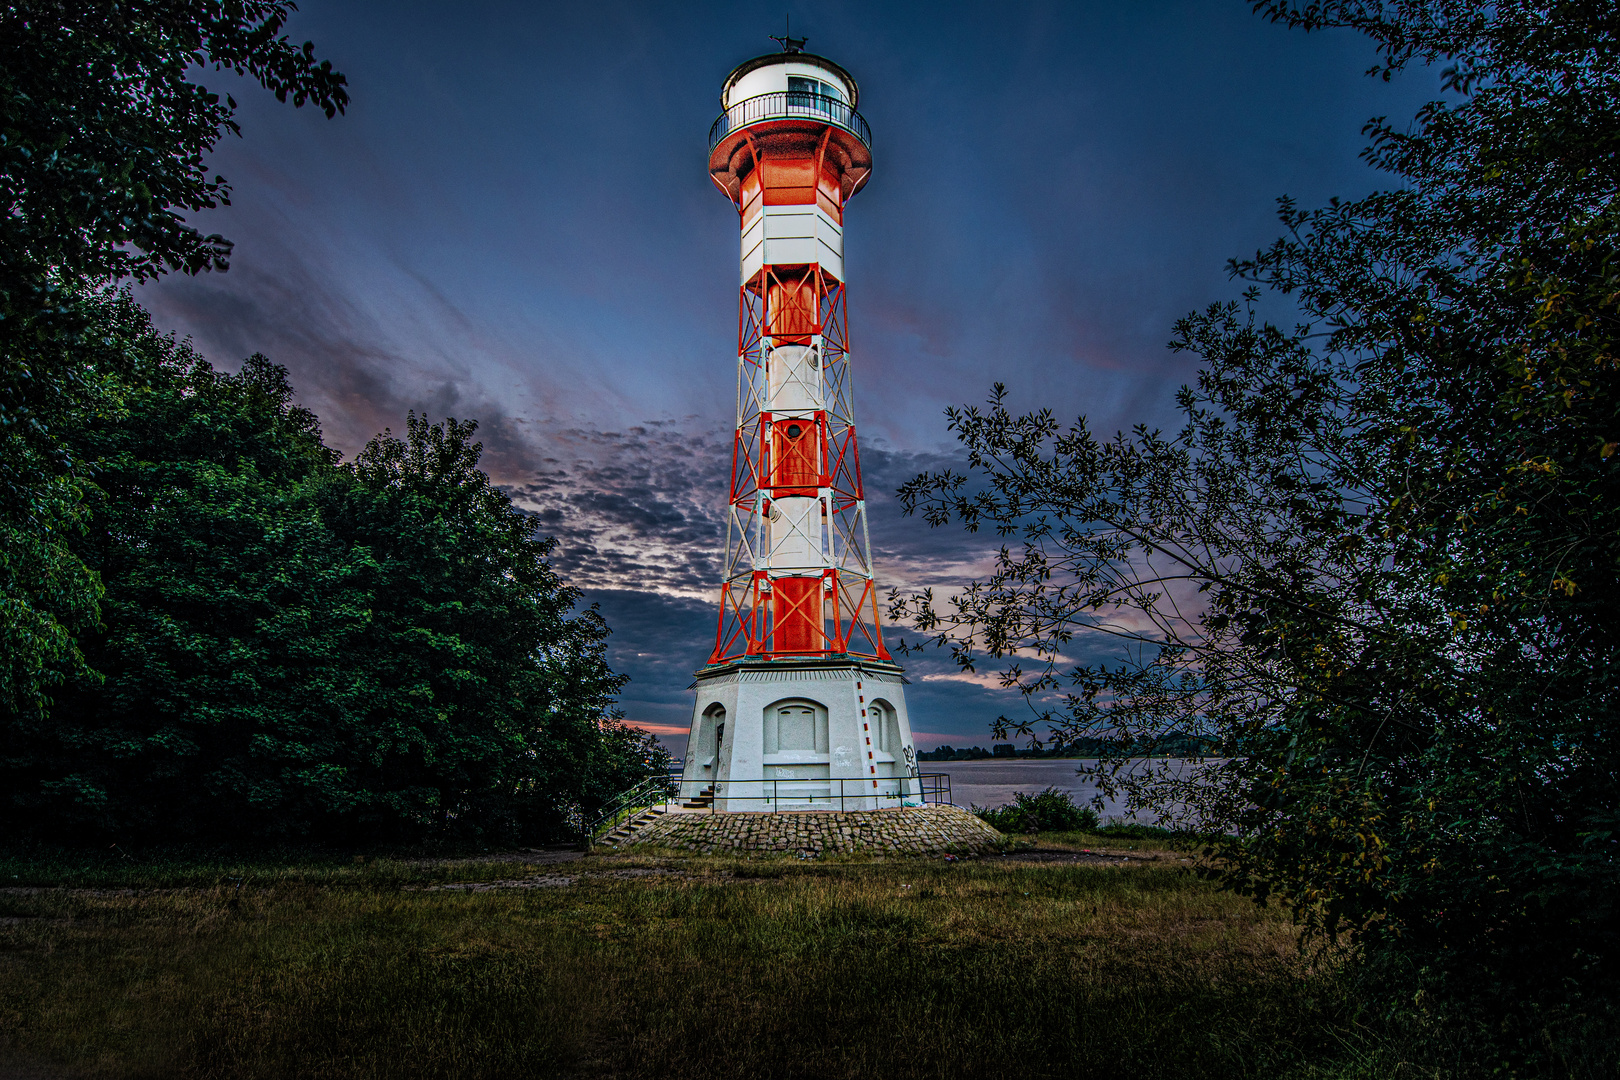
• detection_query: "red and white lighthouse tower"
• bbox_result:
[680,37,920,811]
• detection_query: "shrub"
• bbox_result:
[1093,822,1190,843]
[973,787,1099,834]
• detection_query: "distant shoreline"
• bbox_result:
[920,754,1212,763]
[920,739,1212,764]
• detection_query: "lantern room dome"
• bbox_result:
[720,51,860,110]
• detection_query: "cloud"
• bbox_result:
[918,670,1015,689]
[504,420,733,600]
[137,214,574,480]
[625,720,690,736]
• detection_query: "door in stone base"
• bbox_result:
[765,701,830,807]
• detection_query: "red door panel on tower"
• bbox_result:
[772,576,822,654]
[770,420,819,492]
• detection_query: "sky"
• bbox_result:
[138,0,1442,757]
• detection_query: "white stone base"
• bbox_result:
[680,659,920,812]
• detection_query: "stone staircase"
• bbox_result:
[681,784,716,810]
[596,805,669,848]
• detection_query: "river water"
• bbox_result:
[926,758,1212,822]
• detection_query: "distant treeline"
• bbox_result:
[919,733,1212,761]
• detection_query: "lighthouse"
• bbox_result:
[679,36,920,812]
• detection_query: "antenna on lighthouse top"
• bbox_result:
[769,15,807,53]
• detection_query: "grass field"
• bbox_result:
[0,833,1479,1079]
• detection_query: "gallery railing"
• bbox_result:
[684,772,952,812]
[708,91,872,154]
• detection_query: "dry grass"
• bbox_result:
[0,841,1368,1080]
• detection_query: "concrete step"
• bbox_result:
[598,805,673,848]
[680,787,716,810]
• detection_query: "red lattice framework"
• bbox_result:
[709,261,894,664]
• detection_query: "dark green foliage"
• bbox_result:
[0,4,659,850]
[974,787,1100,834]
[920,734,1210,760]
[0,0,346,723]
[0,0,348,291]
[1,291,660,844]
[0,435,102,717]
[1092,822,1192,844]
[896,0,1620,1064]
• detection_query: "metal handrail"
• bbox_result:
[708,91,872,154]
[583,773,680,844]
[681,773,952,811]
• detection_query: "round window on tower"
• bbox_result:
[786,423,803,439]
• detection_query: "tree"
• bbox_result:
[894,0,1620,1059]
[337,411,643,840]
[0,1,347,721]
[2,290,655,844]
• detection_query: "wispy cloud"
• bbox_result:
[504,420,732,599]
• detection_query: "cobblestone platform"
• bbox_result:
[620,804,1005,856]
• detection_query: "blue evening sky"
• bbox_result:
[139,1,1440,757]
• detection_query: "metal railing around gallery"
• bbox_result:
[707,91,872,154]
[682,773,953,812]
